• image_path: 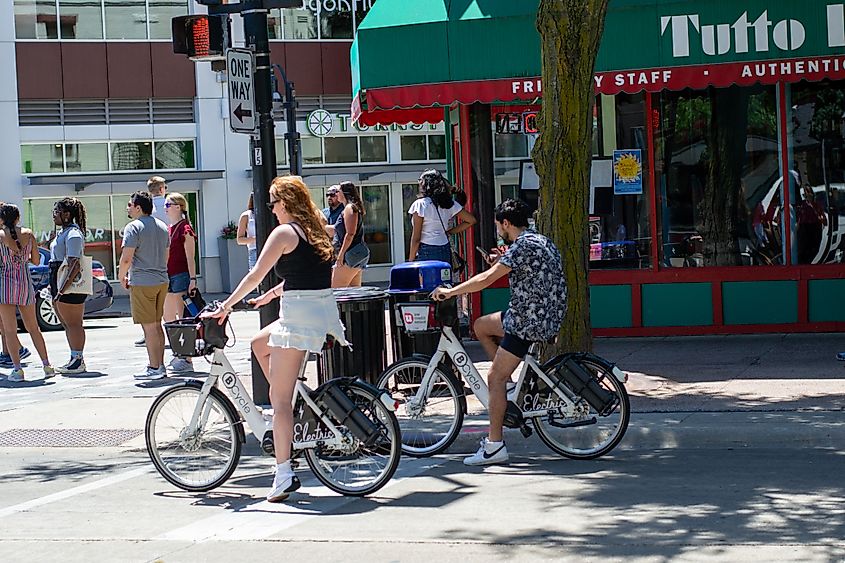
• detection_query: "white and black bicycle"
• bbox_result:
[378,298,630,459]
[144,313,402,496]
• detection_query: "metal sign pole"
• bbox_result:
[242,1,278,406]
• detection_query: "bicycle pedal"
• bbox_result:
[261,430,275,456]
[519,424,533,438]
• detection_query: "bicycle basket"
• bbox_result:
[397,298,457,334]
[164,316,229,357]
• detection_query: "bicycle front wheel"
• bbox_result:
[377,357,464,457]
[305,381,401,496]
[532,355,630,460]
[145,382,242,492]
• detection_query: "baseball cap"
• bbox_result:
[327,186,340,195]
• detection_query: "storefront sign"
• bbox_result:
[307,109,334,136]
[613,150,643,195]
[303,0,375,13]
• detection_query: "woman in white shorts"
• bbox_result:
[209,175,347,503]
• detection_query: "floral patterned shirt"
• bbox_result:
[498,229,567,341]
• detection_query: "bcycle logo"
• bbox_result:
[221,372,251,414]
[453,352,481,391]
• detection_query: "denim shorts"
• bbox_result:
[416,242,451,263]
[168,271,191,294]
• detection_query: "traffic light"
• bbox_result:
[172,14,230,61]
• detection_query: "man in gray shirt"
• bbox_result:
[118,191,170,380]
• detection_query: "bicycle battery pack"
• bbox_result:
[314,382,380,446]
[558,358,619,416]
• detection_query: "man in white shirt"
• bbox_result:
[147,176,170,226]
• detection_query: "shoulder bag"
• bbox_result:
[436,207,466,272]
[57,227,93,295]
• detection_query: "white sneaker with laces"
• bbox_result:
[43,365,56,379]
[266,473,301,503]
[134,365,166,380]
[168,358,194,373]
[7,368,25,382]
[463,438,509,466]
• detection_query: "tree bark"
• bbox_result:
[533,0,609,354]
[700,87,750,266]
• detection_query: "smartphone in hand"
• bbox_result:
[476,246,491,260]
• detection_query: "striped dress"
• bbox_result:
[0,236,36,306]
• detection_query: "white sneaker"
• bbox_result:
[7,368,25,382]
[168,358,194,373]
[43,365,56,379]
[134,365,166,380]
[266,473,301,503]
[463,438,509,466]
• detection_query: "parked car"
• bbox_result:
[27,248,114,331]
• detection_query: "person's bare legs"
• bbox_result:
[141,322,165,369]
[55,301,85,352]
[163,292,184,323]
[267,347,306,463]
[331,264,361,288]
[349,268,363,287]
[251,324,274,377]
[473,312,504,361]
[485,347,522,442]
[0,306,22,367]
[18,304,49,365]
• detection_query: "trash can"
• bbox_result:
[387,260,458,360]
[317,286,388,385]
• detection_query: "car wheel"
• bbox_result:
[36,290,62,332]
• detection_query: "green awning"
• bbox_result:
[353,0,845,125]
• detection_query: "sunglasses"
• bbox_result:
[164,202,178,208]
[266,200,281,210]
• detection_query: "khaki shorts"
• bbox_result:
[130,283,168,325]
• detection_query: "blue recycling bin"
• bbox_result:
[386,261,458,360]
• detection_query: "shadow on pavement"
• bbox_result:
[0,379,56,388]
[60,371,108,379]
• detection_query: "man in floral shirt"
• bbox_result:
[433,199,566,466]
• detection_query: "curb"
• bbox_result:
[444,411,845,453]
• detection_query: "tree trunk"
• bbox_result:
[700,86,749,266]
[533,0,609,354]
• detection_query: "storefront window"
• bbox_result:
[360,136,387,162]
[267,8,283,39]
[655,86,781,268]
[320,6,353,39]
[494,133,529,159]
[112,141,153,171]
[65,143,109,172]
[401,183,418,258]
[324,136,358,163]
[361,184,391,264]
[104,0,147,39]
[428,135,446,160]
[21,144,64,174]
[148,0,188,40]
[273,139,288,165]
[400,136,427,161]
[14,0,58,39]
[302,136,323,165]
[788,81,845,265]
[281,6,318,39]
[155,140,194,169]
[58,0,103,39]
[590,93,652,270]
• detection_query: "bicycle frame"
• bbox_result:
[409,327,603,420]
[185,350,348,451]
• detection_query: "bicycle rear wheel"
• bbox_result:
[305,381,401,496]
[145,382,242,492]
[532,355,630,460]
[377,357,464,457]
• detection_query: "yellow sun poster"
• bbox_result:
[613,149,643,195]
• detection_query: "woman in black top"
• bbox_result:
[210,176,347,503]
[326,181,368,288]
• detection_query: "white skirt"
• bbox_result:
[268,288,349,352]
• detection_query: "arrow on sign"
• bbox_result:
[233,103,253,123]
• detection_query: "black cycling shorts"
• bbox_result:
[500,332,532,359]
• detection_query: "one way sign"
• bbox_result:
[226,48,256,133]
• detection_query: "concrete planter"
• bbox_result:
[217,237,248,292]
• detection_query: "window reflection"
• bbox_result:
[789,81,845,265]
[13,0,58,39]
[59,0,103,39]
[104,0,147,39]
[282,7,317,39]
[656,86,781,267]
[361,185,391,264]
[148,0,188,40]
[112,142,153,171]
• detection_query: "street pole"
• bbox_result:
[242,1,278,406]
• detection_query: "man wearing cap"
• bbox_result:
[322,185,343,226]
